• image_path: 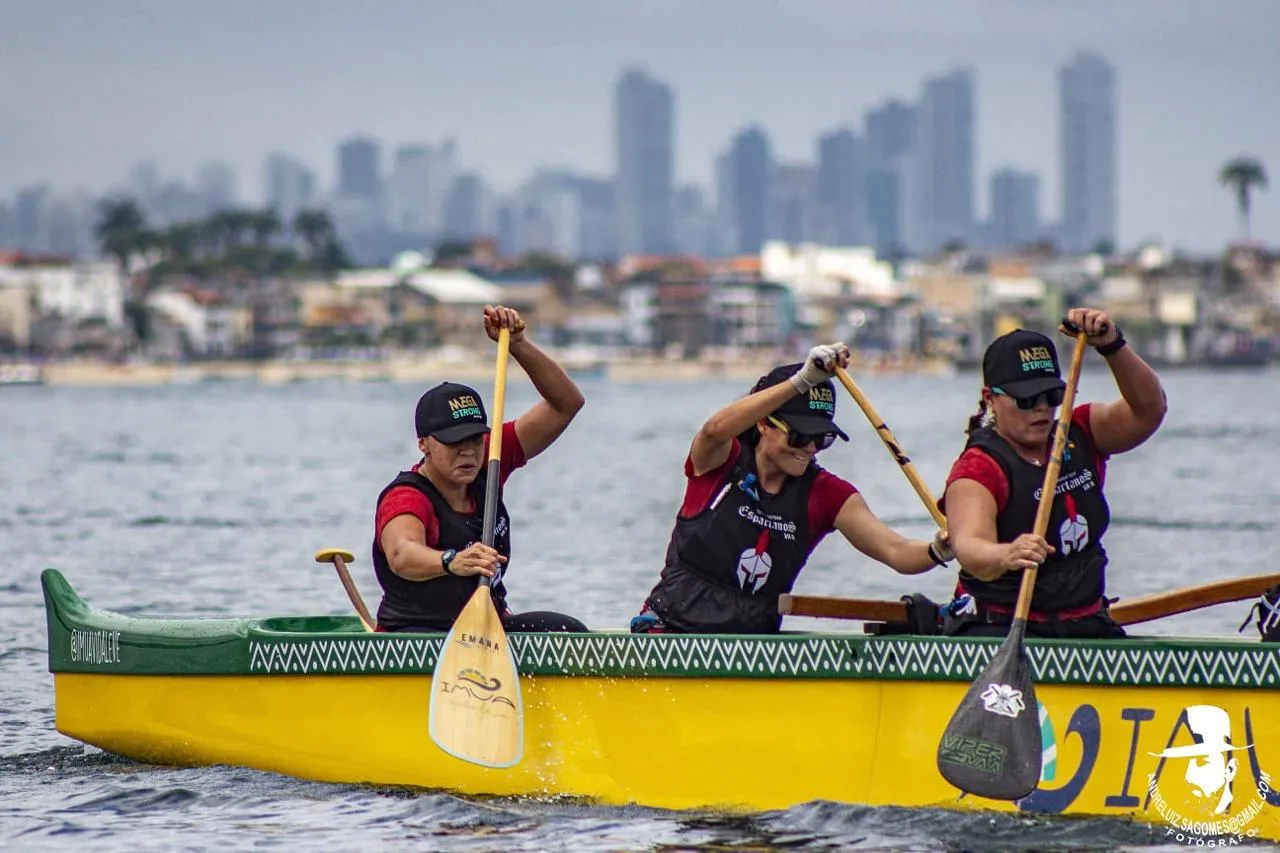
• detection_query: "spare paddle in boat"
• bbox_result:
[315,548,374,633]
[935,321,1089,801]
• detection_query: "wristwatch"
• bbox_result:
[440,549,458,575]
[1095,325,1127,356]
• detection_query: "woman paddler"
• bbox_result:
[940,307,1167,638]
[632,342,952,634]
[371,305,589,633]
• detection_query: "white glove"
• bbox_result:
[790,342,849,393]
[929,530,954,565]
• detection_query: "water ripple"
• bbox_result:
[2,374,1278,852]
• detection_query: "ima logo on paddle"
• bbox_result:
[440,668,516,709]
[737,529,772,593]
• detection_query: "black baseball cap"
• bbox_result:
[982,329,1066,397]
[751,364,849,441]
[414,381,491,443]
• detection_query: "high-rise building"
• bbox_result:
[196,162,237,213]
[904,68,975,256]
[1059,51,1117,254]
[388,145,432,235]
[426,140,457,236]
[336,137,381,200]
[263,153,316,227]
[988,168,1041,250]
[614,67,674,254]
[725,125,773,255]
[520,170,582,258]
[574,177,616,260]
[770,164,817,245]
[863,100,917,256]
[815,128,866,246]
[442,173,488,241]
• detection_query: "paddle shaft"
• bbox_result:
[834,365,946,529]
[480,327,511,587]
[780,571,1280,627]
[1012,328,1089,621]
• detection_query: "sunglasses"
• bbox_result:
[767,416,837,451]
[991,386,1065,411]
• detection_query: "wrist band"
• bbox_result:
[441,549,457,575]
[928,542,949,566]
[1095,327,1127,356]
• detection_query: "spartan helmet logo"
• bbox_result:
[1150,705,1252,815]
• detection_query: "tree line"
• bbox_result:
[94,199,353,292]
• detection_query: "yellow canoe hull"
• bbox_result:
[56,670,1280,842]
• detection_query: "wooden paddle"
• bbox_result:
[428,327,523,769]
[780,571,1280,627]
[935,323,1089,802]
[833,365,946,528]
[315,548,375,632]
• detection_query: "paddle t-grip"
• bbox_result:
[1059,317,1109,337]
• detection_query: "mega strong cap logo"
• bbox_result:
[1019,346,1055,374]
[448,394,483,420]
[808,386,835,414]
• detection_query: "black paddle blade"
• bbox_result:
[936,621,1042,800]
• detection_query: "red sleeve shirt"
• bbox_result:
[374,421,526,547]
[678,438,858,548]
[944,403,1106,514]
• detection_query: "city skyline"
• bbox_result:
[2,0,1278,252]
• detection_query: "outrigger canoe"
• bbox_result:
[42,568,1280,844]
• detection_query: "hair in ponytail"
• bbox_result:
[965,398,991,436]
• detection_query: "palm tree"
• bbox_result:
[158,222,202,270]
[249,209,282,249]
[292,208,335,260]
[1218,157,1269,242]
[94,198,148,282]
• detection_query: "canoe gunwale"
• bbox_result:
[42,568,1280,687]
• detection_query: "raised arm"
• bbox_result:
[1065,307,1168,456]
[690,343,850,475]
[484,305,586,461]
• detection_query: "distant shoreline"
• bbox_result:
[7,355,962,387]
[11,355,1267,388]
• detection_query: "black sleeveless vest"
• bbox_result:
[372,468,512,631]
[959,424,1111,613]
[644,442,819,634]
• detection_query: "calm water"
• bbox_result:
[2,368,1279,852]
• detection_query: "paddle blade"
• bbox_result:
[936,622,1042,800]
[428,586,523,768]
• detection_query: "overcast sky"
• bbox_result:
[2,0,1277,252]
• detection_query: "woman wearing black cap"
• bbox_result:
[372,304,588,633]
[632,342,953,635]
[940,307,1167,638]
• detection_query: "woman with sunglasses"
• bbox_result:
[371,304,589,634]
[940,307,1167,638]
[632,344,953,635]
